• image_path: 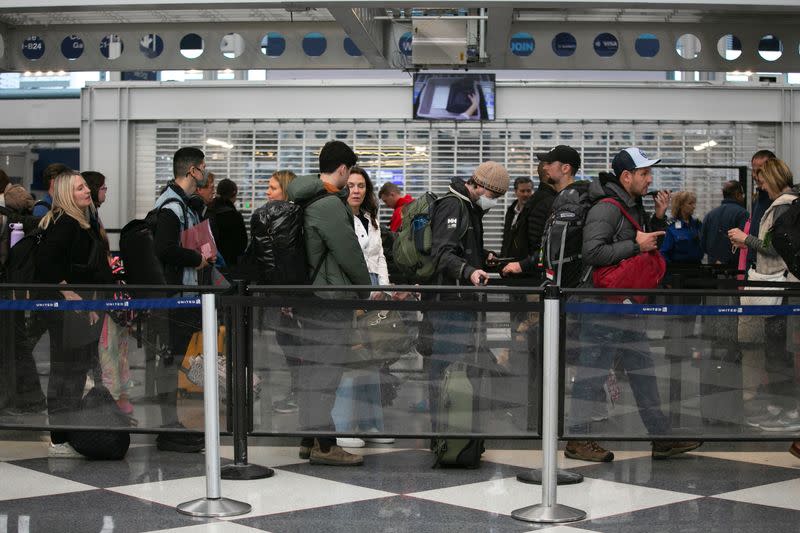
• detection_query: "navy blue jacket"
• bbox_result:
[701,199,749,265]
[661,217,704,264]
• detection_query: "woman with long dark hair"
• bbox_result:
[209,178,247,266]
[36,170,113,458]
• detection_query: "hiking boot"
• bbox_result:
[790,441,800,460]
[309,443,364,466]
[651,440,702,459]
[564,440,614,462]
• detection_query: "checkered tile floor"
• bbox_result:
[1,437,799,533]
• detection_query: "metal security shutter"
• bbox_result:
[133,120,776,252]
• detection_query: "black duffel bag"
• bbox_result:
[69,385,131,460]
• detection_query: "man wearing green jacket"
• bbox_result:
[287,140,372,466]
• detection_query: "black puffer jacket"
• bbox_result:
[246,200,307,285]
[430,178,486,285]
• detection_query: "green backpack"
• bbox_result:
[392,192,468,282]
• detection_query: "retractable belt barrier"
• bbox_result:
[0,297,201,311]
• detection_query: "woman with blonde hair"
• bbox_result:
[729,158,799,434]
[660,190,703,265]
[35,170,114,458]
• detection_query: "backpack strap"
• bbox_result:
[33,199,51,211]
[599,197,643,233]
[157,197,189,231]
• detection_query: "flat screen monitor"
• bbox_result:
[413,73,496,121]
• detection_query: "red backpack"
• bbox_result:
[592,198,666,303]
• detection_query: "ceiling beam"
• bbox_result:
[485,7,514,68]
[328,7,388,68]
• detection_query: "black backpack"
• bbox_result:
[119,198,187,285]
[538,181,593,288]
[772,196,800,280]
[5,227,45,284]
[238,191,331,284]
[69,384,131,460]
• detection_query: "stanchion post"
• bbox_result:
[221,281,273,480]
[177,293,252,517]
[512,285,586,524]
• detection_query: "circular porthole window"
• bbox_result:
[139,34,164,59]
[758,35,782,61]
[676,34,701,59]
[61,35,84,60]
[221,33,245,59]
[343,37,362,57]
[593,33,618,57]
[100,34,124,60]
[260,33,286,57]
[635,33,660,58]
[180,33,204,59]
[398,32,412,57]
[302,32,327,56]
[21,36,45,61]
[717,34,742,61]
[552,33,576,57]
[509,32,535,57]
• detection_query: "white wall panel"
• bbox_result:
[0,97,80,130]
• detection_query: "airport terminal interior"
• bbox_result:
[2,1,800,532]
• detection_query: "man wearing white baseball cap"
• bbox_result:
[565,147,702,462]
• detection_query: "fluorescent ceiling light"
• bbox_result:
[693,140,718,151]
[206,138,234,150]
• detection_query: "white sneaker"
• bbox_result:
[364,437,395,444]
[336,438,365,448]
[48,442,84,459]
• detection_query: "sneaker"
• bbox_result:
[363,428,394,444]
[310,443,363,466]
[336,437,365,448]
[564,440,614,462]
[651,440,702,459]
[273,392,299,414]
[156,424,204,453]
[790,441,800,460]
[746,405,783,428]
[759,410,800,432]
[48,442,84,459]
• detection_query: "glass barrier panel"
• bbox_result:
[562,288,800,441]
[240,286,543,441]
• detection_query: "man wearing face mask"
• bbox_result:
[151,146,215,453]
[425,161,509,435]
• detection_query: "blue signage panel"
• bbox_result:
[60,35,84,60]
[343,37,362,57]
[261,32,286,57]
[635,33,660,58]
[22,36,45,60]
[594,33,619,57]
[510,32,535,57]
[552,32,577,57]
[302,32,327,57]
[399,32,413,57]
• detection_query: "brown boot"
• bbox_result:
[564,440,614,462]
[790,441,800,460]
[309,442,364,466]
[651,440,702,459]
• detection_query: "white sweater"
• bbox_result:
[352,212,390,286]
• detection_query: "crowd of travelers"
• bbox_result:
[0,141,797,465]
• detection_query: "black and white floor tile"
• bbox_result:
[0,438,799,533]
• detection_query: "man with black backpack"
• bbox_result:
[287,140,372,466]
[151,146,215,453]
[426,161,509,467]
[566,147,701,462]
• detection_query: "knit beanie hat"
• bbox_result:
[472,161,510,195]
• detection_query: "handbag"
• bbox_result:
[591,198,666,303]
[740,268,786,307]
[350,309,412,368]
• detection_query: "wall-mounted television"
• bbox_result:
[413,73,496,121]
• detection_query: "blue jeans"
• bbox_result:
[568,313,669,436]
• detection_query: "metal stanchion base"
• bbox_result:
[177,497,252,517]
[516,469,583,485]
[221,463,274,480]
[511,503,587,524]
